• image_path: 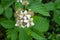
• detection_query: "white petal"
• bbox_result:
[16,20,20,23]
[19,15,23,18]
[24,10,27,14]
[15,23,18,26]
[15,20,20,26]
[23,16,27,20]
[27,15,31,17]
[27,23,30,27]
[31,22,34,26]
[27,15,31,19]
[24,20,28,23]
[30,18,33,21]
[20,20,23,22]
[21,25,25,28]
[20,0,22,3]
[20,11,23,14]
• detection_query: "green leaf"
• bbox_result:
[1,0,15,9]
[33,16,49,32]
[43,2,54,10]
[19,28,29,40]
[27,2,49,16]
[7,29,18,40]
[11,30,18,40]
[56,34,60,40]
[54,10,60,25]
[0,20,15,29]
[28,0,42,4]
[4,7,13,19]
[50,34,57,40]
[55,0,60,9]
[31,31,47,40]
[15,2,23,10]
[0,5,3,15]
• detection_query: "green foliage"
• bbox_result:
[33,16,49,32]
[31,31,47,40]
[4,7,13,19]
[27,2,50,16]
[0,5,3,15]
[0,0,60,40]
[55,0,60,9]
[7,29,18,40]
[15,2,23,10]
[1,0,15,9]
[54,10,60,25]
[0,20,15,29]
[43,2,54,10]
[19,28,29,40]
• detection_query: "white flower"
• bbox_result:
[26,15,31,19]
[26,23,30,27]
[15,24,19,26]
[24,10,28,14]
[30,18,33,21]
[21,25,25,28]
[15,20,20,26]
[20,20,23,22]
[20,11,23,14]
[30,18,35,26]
[16,20,20,24]
[23,16,27,20]
[20,0,23,3]
[31,22,35,26]
[17,0,22,3]
[19,15,23,18]
[15,10,34,28]
[24,20,28,23]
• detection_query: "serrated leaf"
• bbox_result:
[33,16,49,32]
[15,2,23,10]
[27,2,49,16]
[54,10,60,25]
[11,30,18,40]
[55,0,60,9]
[31,31,47,40]
[4,7,13,19]
[0,20,15,29]
[0,5,3,15]
[7,29,18,40]
[43,2,54,10]
[19,28,29,40]
[1,0,15,9]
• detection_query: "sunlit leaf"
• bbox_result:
[4,7,13,19]
[31,31,47,40]
[27,2,49,16]
[33,16,49,32]
[0,20,15,29]
[19,28,29,40]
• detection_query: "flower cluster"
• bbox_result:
[17,0,29,5]
[15,9,34,28]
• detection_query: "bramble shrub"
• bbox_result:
[0,0,60,40]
